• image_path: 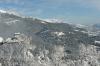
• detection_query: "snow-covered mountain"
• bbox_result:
[0,10,100,66]
[42,18,64,23]
[0,9,20,16]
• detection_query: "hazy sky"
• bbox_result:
[0,0,100,24]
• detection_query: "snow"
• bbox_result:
[41,21,47,24]
[0,63,2,66]
[75,30,88,34]
[14,32,21,35]
[81,31,87,33]
[0,37,3,43]
[95,41,100,44]
[27,51,33,58]
[88,32,98,36]
[42,18,63,23]
[5,20,19,25]
[76,24,87,28]
[6,38,12,42]
[0,10,7,13]
[74,30,79,31]
[53,32,65,36]
[0,9,20,16]
[68,32,75,34]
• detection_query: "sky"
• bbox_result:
[0,0,100,24]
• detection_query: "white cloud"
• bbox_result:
[79,0,100,10]
[1,0,100,10]
[43,0,100,10]
[0,0,19,3]
[0,0,28,5]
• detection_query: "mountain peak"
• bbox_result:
[0,9,21,16]
[0,10,7,13]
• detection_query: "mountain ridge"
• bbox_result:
[0,11,100,66]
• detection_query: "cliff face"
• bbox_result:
[0,12,100,66]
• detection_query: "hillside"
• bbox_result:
[0,11,100,66]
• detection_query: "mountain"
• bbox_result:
[93,24,100,28]
[0,10,100,66]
